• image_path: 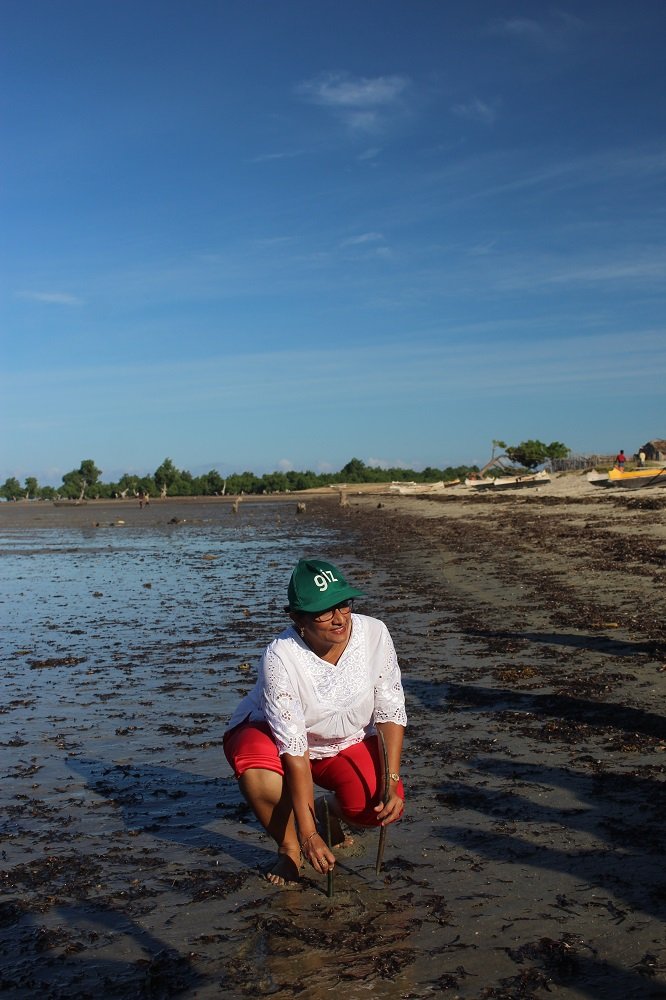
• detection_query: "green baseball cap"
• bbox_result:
[286,559,365,614]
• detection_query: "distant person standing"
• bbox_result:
[639,450,646,468]
[615,449,627,470]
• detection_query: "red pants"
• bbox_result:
[224,721,404,827]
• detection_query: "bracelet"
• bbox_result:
[300,830,318,850]
[389,772,400,783]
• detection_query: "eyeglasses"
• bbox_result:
[311,599,354,623]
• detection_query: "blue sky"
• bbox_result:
[2,0,664,486]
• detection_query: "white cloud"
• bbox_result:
[17,291,83,306]
[250,149,305,164]
[29,327,652,406]
[299,72,409,108]
[452,98,497,125]
[339,231,391,259]
[450,146,666,208]
[489,12,584,49]
[340,232,384,247]
[296,72,411,132]
[3,328,665,485]
[277,458,294,472]
[494,16,549,42]
[493,254,666,291]
[467,240,498,256]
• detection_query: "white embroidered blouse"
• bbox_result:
[226,614,407,759]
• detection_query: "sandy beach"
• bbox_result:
[1,476,665,998]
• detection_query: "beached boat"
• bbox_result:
[607,467,666,489]
[464,470,551,490]
[586,471,613,488]
[389,480,460,495]
[588,467,666,489]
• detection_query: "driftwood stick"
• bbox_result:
[323,797,334,898]
[376,728,390,875]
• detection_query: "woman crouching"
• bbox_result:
[223,558,407,885]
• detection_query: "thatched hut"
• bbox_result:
[640,439,666,462]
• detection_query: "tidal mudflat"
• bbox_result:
[1,487,665,998]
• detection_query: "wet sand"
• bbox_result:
[1,481,665,998]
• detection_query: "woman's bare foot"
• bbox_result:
[263,851,302,887]
[316,796,354,849]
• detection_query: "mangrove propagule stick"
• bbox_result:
[376,728,390,876]
[323,796,334,898]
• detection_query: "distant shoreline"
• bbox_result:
[0,469,622,509]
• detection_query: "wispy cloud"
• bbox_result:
[249,149,305,164]
[545,260,666,286]
[446,145,666,209]
[452,97,498,125]
[17,291,83,306]
[6,329,664,408]
[340,232,384,248]
[489,11,584,50]
[296,71,411,132]
[338,231,392,261]
[4,327,664,483]
[467,240,498,257]
[492,253,666,292]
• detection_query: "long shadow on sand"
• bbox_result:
[1,899,204,998]
[432,756,665,918]
[2,759,270,996]
[464,626,665,659]
[406,678,666,740]
[65,756,272,870]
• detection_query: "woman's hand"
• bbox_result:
[374,791,404,826]
[300,831,336,873]
[282,753,336,874]
[374,721,405,826]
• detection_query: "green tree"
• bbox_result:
[505,440,547,469]
[339,458,368,482]
[261,472,288,494]
[92,480,115,499]
[117,473,140,497]
[154,458,179,496]
[204,469,225,495]
[285,470,319,491]
[176,470,194,496]
[60,459,101,499]
[138,475,156,497]
[24,477,38,499]
[544,441,570,462]
[79,459,101,489]
[505,440,569,469]
[60,470,84,499]
[1,476,22,500]
[226,470,262,494]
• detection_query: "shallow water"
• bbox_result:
[1,503,437,998]
[1,503,347,760]
[2,499,665,998]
